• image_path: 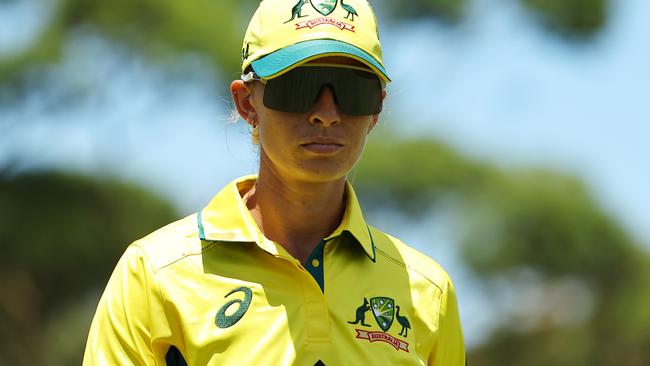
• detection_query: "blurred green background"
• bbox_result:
[1,0,649,364]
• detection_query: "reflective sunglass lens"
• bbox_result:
[262,66,382,115]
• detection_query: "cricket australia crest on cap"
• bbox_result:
[311,0,337,16]
[285,0,357,32]
[241,0,390,82]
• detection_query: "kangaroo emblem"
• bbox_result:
[348,298,372,327]
[284,0,309,23]
[340,0,358,21]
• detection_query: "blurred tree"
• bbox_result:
[379,0,468,24]
[381,0,608,39]
[0,0,610,90]
[0,0,257,89]
[0,170,177,365]
[523,0,608,38]
[355,136,650,365]
[0,0,640,364]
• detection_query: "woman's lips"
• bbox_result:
[301,143,343,154]
[300,137,344,154]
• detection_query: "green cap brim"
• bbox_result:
[251,39,390,82]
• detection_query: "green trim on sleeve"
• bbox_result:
[198,210,206,240]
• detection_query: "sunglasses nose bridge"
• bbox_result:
[309,85,341,127]
[316,83,339,104]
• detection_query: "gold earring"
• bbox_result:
[250,123,260,145]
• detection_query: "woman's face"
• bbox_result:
[250,59,382,184]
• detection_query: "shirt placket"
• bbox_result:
[270,239,331,350]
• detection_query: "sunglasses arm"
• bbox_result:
[241,71,267,84]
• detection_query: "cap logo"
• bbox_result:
[311,0,337,16]
[284,0,358,32]
[296,17,355,32]
[284,0,360,23]
[284,0,310,23]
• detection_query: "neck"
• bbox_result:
[245,166,347,264]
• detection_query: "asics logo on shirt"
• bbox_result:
[215,286,253,328]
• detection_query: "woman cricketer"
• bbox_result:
[83,0,466,364]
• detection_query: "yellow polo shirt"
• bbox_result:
[84,176,465,365]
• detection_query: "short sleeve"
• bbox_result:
[83,245,160,366]
[430,276,466,366]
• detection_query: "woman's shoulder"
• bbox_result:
[127,213,203,272]
[368,225,453,292]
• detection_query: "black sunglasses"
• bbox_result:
[242,64,384,116]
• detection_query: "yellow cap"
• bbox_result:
[241,0,390,82]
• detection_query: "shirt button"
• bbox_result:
[311,259,320,268]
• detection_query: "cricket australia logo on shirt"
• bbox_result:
[347,296,411,352]
[285,0,357,32]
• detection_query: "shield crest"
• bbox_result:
[370,297,395,332]
[310,0,338,16]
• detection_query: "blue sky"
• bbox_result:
[380,0,650,248]
[1,0,648,348]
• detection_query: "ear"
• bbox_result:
[231,80,257,127]
[367,90,387,134]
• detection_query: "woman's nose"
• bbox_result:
[308,86,341,127]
